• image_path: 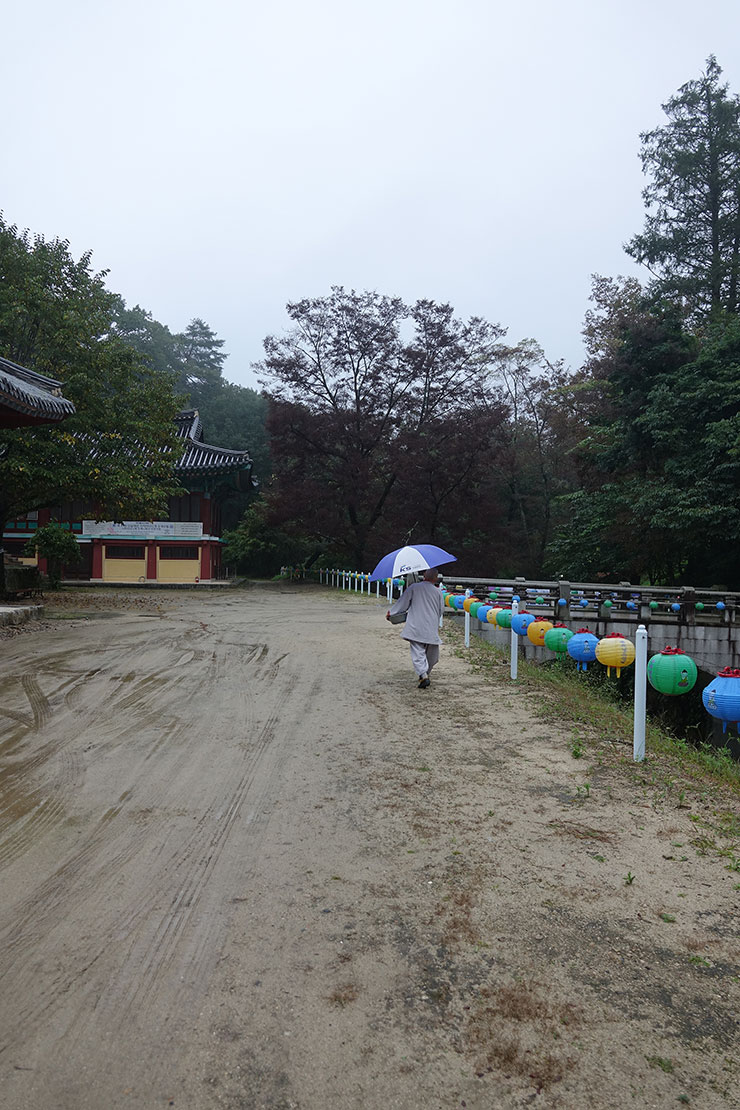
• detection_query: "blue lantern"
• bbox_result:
[671,603,681,613]
[477,604,493,623]
[567,629,600,672]
[579,598,588,608]
[716,602,726,612]
[557,598,567,608]
[511,611,536,636]
[452,595,466,610]
[702,668,740,732]
[626,601,637,611]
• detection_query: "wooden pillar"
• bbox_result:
[146,543,157,580]
[200,544,209,581]
[91,542,103,579]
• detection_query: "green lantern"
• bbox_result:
[543,624,574,654]
[535,595,545,604]
[647,648,698,695]
[603,599,613,609]
[496,608,513,629]
[695,602,705,611]
[469,601,482,618]
[649,601,659,611]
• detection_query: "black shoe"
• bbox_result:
[418,675,430,689]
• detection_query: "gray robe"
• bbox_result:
[389,581,445,644]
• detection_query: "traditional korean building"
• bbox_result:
[0,356,76,427]
[3,409,255,585]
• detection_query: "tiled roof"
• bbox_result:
[175,409,254,478]
[0,356,76,424]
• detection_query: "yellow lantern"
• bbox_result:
[486,607,502,624]
[527,618,554,647]
[595,634,636,676]
[463,596,479,613]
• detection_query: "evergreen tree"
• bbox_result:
[626,56,740,318]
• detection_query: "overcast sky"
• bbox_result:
[4,1,740,389]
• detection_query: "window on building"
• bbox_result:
[159,546,198,560]
[106,546,145,559]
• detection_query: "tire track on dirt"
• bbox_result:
[0,631,308,1067]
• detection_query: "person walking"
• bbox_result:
[386,567,445,688]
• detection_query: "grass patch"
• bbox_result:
[446,623,740,798]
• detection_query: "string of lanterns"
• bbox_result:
[440,588,740,734]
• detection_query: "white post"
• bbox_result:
[386,577,392,605]
[376,579,380,599]
[510,597,519,681]
[464,588,471,648]
[354,572,358,593]
[633,624,648,762]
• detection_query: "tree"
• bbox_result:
[175,317,227,404]
[23,522,82,589]
[0,217,182,592]
[626,56,740,318]
[257,287,509,568]
[222,497,313,577]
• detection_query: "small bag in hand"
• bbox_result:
[387,610,407,624]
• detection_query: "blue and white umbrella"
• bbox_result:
[369,543,457,581]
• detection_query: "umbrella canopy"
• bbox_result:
[369,544,457,582]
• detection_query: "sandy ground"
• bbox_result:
[0,582,738,1110]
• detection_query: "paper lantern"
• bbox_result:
[496,608,513,629]
[511,611,535,636]
[595,633,636,677]
[535,595,545,604]
[579,598,589,608]
[717,602,726,612]
[626,601,637,611]
[452,595,466,610]
[671,602,681,613]
[702,668,740,732]
[544,624,574,654]
[557,598,567,608]
[527,618,553,647]
[463,596,479,613]
[647,647,697,696]
[486,607,502,624]
[469,601,482,617]
[649,601,659,611]
[567,629,599,672]
[476,604,493,622]
[695,602,705,611]
[602,599,613,609]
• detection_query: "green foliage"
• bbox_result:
[0,216,183,530]
[547,302,740,585]
[626,56,740,318]
[222,497,313,577]
[23,522,81,589]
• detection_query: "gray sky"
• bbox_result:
[4,1,740,388]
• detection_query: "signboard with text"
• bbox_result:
[82,521,203,539]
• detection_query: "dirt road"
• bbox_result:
[0,584,738,1109]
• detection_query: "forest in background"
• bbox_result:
[1,57,739,588]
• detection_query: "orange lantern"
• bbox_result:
[527,618,554,647]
